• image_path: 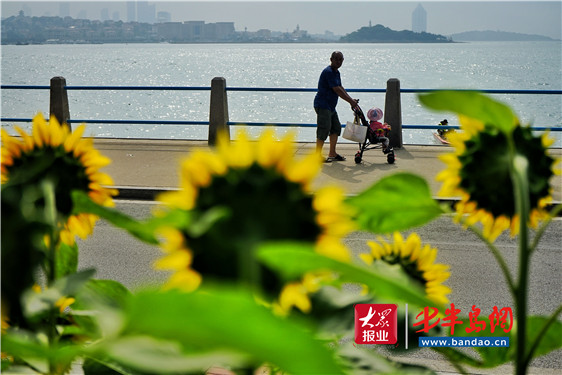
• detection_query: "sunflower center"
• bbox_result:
[185,163,322,286]
[7,147,90,217]
[457,126,554,218]
[382,255,426,287]
[458,130,513,217]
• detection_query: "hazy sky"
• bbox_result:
[1,1,561,39]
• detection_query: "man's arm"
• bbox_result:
[332,86,358,109]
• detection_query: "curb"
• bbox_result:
[112,186,561,215]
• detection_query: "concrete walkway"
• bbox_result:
[94,138,562,203]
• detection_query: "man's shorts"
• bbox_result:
[315,108,341,141]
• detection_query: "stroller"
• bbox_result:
[352,106,395,164]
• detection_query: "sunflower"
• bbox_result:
[155,128,354,312]
[437,115,557,241]
[1,114,117,244]
[360,232,451,305]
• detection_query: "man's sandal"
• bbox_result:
[325,154,346,162]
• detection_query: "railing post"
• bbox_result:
[49,76,71,129]
[208,77,229,146]
[384,78,402,148]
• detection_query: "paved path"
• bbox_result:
[94,139,562,202]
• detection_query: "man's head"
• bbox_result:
[330,51,344,70]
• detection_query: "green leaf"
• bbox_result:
[1,330,82,372]
[347,173,444,234]
[55,241,78,279]
[117,287,345,375]
[72,279,132,339]
[71,191,159,244]
[258,243,437,309]
[525,315,562,360]
[185,206,230,238]
[418,91,517,134]
[338,341,437,374]
[83,357,137,375]
[23,269,96,318]
[55,268,97,296]
[104,336,250,374]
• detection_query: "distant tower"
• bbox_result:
[412,3,427,33]
[137,1,156,24]
[127,1,136,22]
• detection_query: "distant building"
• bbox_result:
[210,22,235,40]
[155,20,235,42]
[256,29,272,39]
[157,22,183,41]
[101,8,110,21]
[157,11,171,23]
[126,1,136,22]
[412,3,427,33]
[292,24,308,39]
[183,21,205,41]
[323,31,338,41]
[137,1,156,24]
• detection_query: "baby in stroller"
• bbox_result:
[366,107,392,154]
[351,105,395,164]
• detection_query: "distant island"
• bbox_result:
[450,30,558,42]
[341,24,452,43]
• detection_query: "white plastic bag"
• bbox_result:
[342,121,367,143]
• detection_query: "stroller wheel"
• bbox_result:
[354,151,362,164]
[387,152,395,164]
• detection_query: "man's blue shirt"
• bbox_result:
[314,66,341,111]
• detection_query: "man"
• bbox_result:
[314,51,359,162]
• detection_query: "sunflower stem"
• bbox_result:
[41,180,61,375]
[238,238,262,294]
[463,220,516,295]
[511,154,531,375]
[42,180,58,285]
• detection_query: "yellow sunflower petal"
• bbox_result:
[316,235,351,262]
[401,233,421,258]
[218,129,254,168]
[279,282,311,313]
[55,297,76,313]
[164,269,202,292]
[359,253,374,265]
[31,113,48,147]
[458,115,485,136]
[154,250,192,271]
[64,125,86,153]
[367,240,385,260]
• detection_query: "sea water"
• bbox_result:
[1,42,561,146]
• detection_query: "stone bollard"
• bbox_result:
[384,78,403,148]
[49,76,71,130]
[208,77,230,146]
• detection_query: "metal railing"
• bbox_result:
[2,81,561,138]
